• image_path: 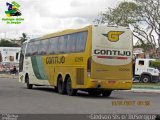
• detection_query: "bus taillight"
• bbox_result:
[87,57,91,75]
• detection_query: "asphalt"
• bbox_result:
[0,73,160,93]
[0,73,18,79]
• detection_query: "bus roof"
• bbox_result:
[41,25,92,39]
[24,25,129,44]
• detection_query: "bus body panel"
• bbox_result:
[91,26,132,81]
[24,57,50,85]
[42,26,92,89]
[43,53,88,88]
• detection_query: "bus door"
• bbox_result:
[19,44,26,83]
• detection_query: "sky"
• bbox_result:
[0,0,123,39]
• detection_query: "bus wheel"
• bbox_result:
[101,90,112,97]
[57,76,65,94]
[66,77,77,96]
[88,91,101,96]
[26,76,33,89]
[141,75,151,83]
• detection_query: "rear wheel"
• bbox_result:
[57,76,66,94]
[101,90,112,97]
[141,75,151,83]
[88,91,101,96]
[26,76,33,89]
[66,77,77,96]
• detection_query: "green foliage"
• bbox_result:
[150,60,160,69]
[95,0,160,50]
[95,2,142,26]
[134,42,155,51]
[0,39,20,47]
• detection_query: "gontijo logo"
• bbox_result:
[103,31,124,42]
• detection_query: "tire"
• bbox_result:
[54,86,58,92]
[88,91,101,96]
[57,76,66,94]
[26,76,33,89]
[140,75,151,83]
[66,77,77,96]
[101,90,112,97]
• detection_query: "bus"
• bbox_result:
[19,25,133,96]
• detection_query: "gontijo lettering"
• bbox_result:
[94,49,131,56]
[46,56,65,64]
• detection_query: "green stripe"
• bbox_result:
[31,56,48,80]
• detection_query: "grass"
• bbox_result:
[133,83,160,86]
[132,83,160,89]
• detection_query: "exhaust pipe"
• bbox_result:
[97,84,101,88]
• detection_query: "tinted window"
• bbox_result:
[66,34,77,52]
[48,37,59,54]
[59,36,67,53]
[21,43,26,55]
[76,32,87,52]
[25,31,88,56]
[32,41,40,55]
[26,42,33,56]
[39,40,49,55]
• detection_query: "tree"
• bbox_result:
[19,33,28,44]
[95,0,160,52]
[134,41,154,52]
[0,39,20,47]
[150,60,160,70]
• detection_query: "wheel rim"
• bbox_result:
[143,78,149,83]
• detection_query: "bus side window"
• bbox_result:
[32,41,39,55]
[59,36,67,53]
[26,42,33,56]
[66,34,76,53]
[39,40,49,55]
[76,32,87,52]
[22,43,26,54]
[48,37,58,54]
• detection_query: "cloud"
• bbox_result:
[0,0,121,39]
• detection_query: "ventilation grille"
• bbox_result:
[76,68,84,85]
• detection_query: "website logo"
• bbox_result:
[5,1,21,17]
[103,31,124,42]
[2,1,24,24]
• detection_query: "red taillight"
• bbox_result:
[87,57,91,72]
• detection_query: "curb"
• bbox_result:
[124,89,160,93]
[132,86,160,90]
[0,74,18,79]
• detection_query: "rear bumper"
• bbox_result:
[86,79,132,90]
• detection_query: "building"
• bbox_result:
[0,47,21,72]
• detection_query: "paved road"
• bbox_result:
[0,78,160,114]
